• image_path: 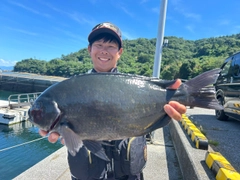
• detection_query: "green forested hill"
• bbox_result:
[14,33,240,79]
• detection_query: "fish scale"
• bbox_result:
[28,69,223,161]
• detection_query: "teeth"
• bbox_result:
[99,57,109,61]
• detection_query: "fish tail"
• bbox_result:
[177,69,223,110]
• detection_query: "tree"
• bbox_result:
[178,60,196,79]
[14,58,46,74]
[13,33,240,78]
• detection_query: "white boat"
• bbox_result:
[0,105,29,125]
[0,92,41,125]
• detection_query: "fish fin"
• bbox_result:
[60,124,83,156]
[146,114,172,133]
[83,140,110,161]
[117,139,128,149]
[188,86,223,110]
[101,141,114,146]
[177,68,223,110]
[185,68,221,89]
[150,79,177,89]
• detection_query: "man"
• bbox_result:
[40,22,186,180]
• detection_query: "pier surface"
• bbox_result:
[14,119,215,180]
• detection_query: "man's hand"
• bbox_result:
[164,101,186,120]
[164,79,186,120]
[39,129,60,143]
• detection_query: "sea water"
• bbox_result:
[0,90,63,179]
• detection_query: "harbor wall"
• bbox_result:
[0,72,67,93]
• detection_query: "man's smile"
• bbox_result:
[98,57,110,62]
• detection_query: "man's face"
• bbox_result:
[88,39,123,72]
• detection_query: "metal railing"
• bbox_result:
[8,92,42,108]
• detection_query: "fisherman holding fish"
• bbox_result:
[38,22,187,180]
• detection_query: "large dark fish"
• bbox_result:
[28,69,222,161]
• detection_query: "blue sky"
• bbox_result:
[1,0,240,66]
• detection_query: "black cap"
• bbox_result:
[88,22,122,48]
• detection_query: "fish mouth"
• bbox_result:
[28,108,42,123]
[49,114,61,132]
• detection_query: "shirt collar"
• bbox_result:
[91,68,118,73]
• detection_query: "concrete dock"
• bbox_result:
[14,119,215,180]
[0,72,66,93]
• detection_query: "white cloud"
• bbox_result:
[171,0,201,21]
[121,31,136,40]
[40,1,95,26]
[184,13,201,21]
[68,12,95,26]
[118,4,135,18]
[39,1,65,14]
[140,0,149,4]
[0,59,17,66]
[152,7,159,14]
[185,25,195,33]
[219,19,231,26]
[230,25,240,34]
[8,0,51,18]
[7,27,38,36]
[53,27,86,42]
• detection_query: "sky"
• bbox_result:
[1,0,240,67]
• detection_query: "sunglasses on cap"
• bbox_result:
[92,22,122,38]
